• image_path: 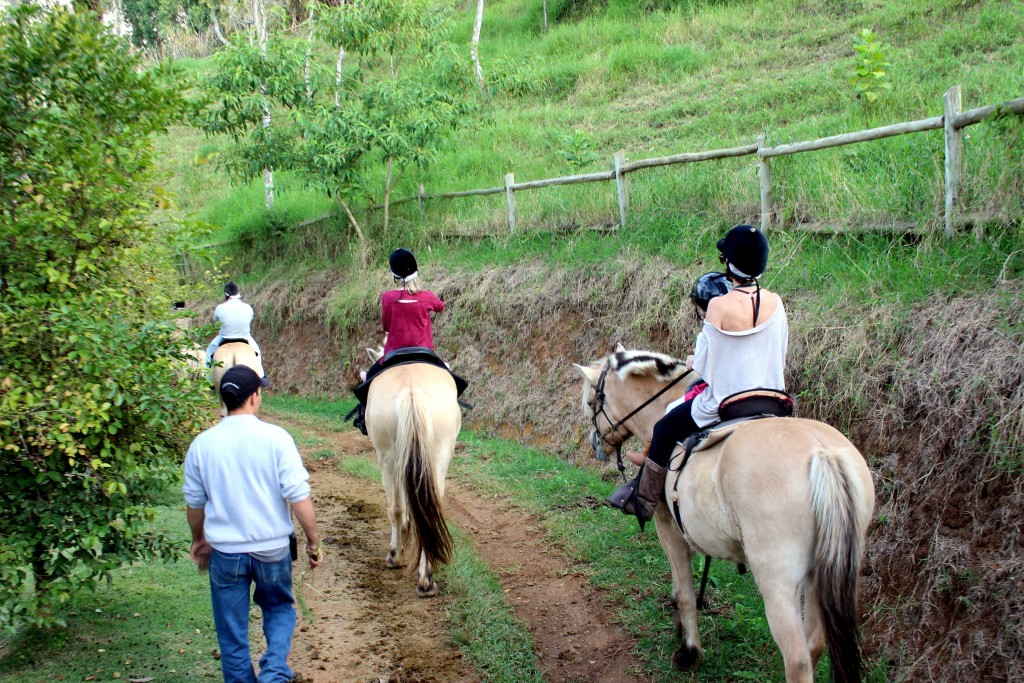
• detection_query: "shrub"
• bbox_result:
[849,28,893,104]
[0,6,209,631]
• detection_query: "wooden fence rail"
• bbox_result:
[319,86,1024,239]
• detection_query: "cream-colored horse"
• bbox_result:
[575,346,874,683]
[211,342,260,416]
[366,362,461,597]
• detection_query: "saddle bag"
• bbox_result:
[718,388,793,421]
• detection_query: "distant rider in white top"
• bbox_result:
[205,281,269,385]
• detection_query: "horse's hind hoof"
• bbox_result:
[672,643,700,671]
[416,581,438,598]
[385,552,400,569]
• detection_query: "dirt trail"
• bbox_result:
[269,415,649,683]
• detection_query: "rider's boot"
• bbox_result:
[352,403,367,436]
[608,459,667,531]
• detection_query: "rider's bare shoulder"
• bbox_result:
[705,289,780,332]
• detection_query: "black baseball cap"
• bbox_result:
[219,366,262,411]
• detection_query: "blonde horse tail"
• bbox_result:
[395,387,453,568]
[809,448,869,683]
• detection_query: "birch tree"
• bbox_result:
[253,0,273,209]
[471,0,484,90]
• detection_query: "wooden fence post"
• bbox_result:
[757,134,773,231]
[944,84,963,238]
[614,150,628,229]
[504,172,517,233]
[417,183,426,220]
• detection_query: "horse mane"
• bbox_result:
[610,349,690,382]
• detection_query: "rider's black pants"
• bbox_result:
[648,399,700,467]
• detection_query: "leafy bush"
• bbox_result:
[488,58,548,97]
[557,130,602,171]
[0,6,209,631]
[849,28,893,104]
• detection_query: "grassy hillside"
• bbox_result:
[157,1,1024,681]
[159,0,1024,253]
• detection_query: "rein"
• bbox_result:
[591,361,692,481]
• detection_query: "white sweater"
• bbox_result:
[690,298,789,427]
[183,415,310,554]
[213,297,254,339]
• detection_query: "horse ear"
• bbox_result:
[573,363,599,384]
[614,342,626,353]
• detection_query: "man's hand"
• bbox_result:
[306,542,324,569]
[190,538,212,571]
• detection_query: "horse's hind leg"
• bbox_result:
[803,579,826,670]
[382,470,403,569]
[758,574,815,683]
[385,521,401,569]
[415,552,437,598]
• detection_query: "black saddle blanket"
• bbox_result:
[354,347,468,404]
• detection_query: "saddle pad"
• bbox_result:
[687,413,788,456]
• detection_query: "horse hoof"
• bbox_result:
[385,552,400,570]
[672,644,700,671]
[416,581,438,598]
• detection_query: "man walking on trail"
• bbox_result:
[184,365,323,683]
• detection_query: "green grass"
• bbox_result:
[442,528,546,683]
[160,0,1024,269]
[0,507,222,683]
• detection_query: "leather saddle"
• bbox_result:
[353,347,468,405]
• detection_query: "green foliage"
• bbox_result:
[201,0,479,239]
[487,57,547,97]
[121,0,210,50]
[557,130,601,172]
[0,6,210,632]
[849,28,893,104]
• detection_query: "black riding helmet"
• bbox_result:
[388,248,418,281]
[224,281,239,297]
[717,225,769,280]
[690,272,733,312]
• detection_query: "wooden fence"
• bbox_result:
[311,85,1023,238]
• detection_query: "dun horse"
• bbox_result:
[366,363,460,597]
[576,346,874,683]
[211,342,260,416]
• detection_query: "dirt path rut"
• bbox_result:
[269,416,649,683]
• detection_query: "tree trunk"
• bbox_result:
[304,4,315,103]
[383,156,394,235]
[254,0,274,209]
[335,46,345,107]
[211,7,229,46]
[338,199,369,266]
[471,0,485,90]
[543,0,548,32]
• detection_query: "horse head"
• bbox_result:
[574,343,694,462]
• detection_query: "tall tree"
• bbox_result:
[471,0,484,90]
[0,6,209,630]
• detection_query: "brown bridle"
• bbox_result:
[588,359,692,480]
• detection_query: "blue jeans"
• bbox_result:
[209,549,296,683]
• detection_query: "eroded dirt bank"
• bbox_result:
[242,262,1024,682]
[271,418,648,683]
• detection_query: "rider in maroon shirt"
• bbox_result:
[349,249,446,435]
[381,286,444,354]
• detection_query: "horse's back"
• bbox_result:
[679,417,872,564]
